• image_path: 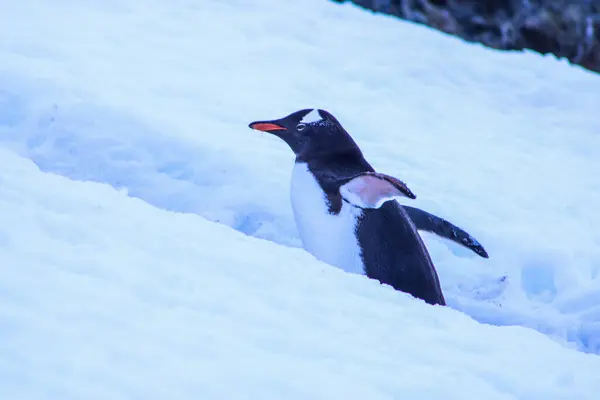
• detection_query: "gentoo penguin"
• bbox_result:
[249,109,487,305]
[402,205,488,259]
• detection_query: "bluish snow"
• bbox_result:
[1,0,600,398]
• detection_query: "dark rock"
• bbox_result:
[332,0,600,74]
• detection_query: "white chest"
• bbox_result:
[289,162,366,275]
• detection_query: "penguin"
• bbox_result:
[402,205,488,259]
[249,108,488,305]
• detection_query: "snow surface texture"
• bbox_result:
[1,0,599,397]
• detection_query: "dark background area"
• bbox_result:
[332,0,600,74]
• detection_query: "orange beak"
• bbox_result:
[248,122,287,132]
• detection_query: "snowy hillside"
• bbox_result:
[1,0,600,398]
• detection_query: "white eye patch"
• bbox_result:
[300,109,323,124]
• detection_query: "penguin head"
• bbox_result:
[249,109,360,160]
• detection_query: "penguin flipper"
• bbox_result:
[402,205,489,259]
[339,172,416,209]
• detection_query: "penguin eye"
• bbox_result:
[296,123,306,131]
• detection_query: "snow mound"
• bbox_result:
[1,147,600,398]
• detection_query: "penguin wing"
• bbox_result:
[402,205,489,259]
[338,172,416,209]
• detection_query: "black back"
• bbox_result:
[309,151,446,306]
[249,108,446,306]
[357,202,446,305]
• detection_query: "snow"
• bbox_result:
[1,0,599,397]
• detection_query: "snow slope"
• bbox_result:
[1,0,600,397]
[1,148,599,398]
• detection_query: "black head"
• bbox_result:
[248,108,362,161]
